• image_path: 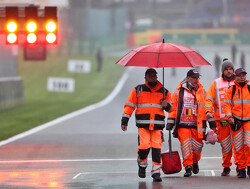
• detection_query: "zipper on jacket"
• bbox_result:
[240,88,243,120]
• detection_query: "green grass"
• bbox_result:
[0,51,123,141]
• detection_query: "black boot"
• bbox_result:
[184,166,192,177]
[152,173,162,182]
[138,166,146,178]
[192,162,199,174]
[237,168,246,178]
[247,166,250,177]
[221,167,231,176]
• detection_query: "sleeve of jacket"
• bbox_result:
[224,86,233,119]
[121,88,138,126]
[205,81,216,114]
[167,89,178,119]
[166,89,178,130]
[163,90,172,112]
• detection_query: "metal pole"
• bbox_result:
[169,130,172,157]
[163,67,165,98]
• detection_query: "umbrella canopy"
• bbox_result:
[116,40,211,68]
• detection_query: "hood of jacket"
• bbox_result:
[145,80,163,91]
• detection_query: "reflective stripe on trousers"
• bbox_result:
[138,128,163,172]
[178,128,203,168]
[231,121,250,169]
[151,165,161,175]
[216,121,234,167]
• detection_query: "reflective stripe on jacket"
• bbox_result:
[205,76,234,120]
[224,81,250,121]
[168,79,207,139]
[122,80,172,130]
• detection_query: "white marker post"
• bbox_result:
[47,77,75,92]
[68,60,91,73]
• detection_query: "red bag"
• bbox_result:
[161,131,182,174]
[162,151,182,174]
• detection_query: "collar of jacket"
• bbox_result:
[234,80,249,88]
[177,77,202,92]
[145,80,163,91]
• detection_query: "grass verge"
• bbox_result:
[0,52,123,141]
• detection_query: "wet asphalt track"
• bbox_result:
[0,46,250,188]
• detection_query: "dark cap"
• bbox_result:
[235,68,247,76]
[187,69,200,77]
[145,68,157,76]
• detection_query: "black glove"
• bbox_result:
[230,118,242,131]
[208,120,217,129]
[164,103,172,112]
[166,118,175,130]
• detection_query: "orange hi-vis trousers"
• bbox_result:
[231,121,250,170]
[137,128,163,175]
[216,121,237,168]
[178,128,203,168]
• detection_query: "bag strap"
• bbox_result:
[136,85,143,98]
[231,85,236,100]
[231,84,250,100]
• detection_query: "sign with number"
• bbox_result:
[68,60,91,73]
[47,77,75,92]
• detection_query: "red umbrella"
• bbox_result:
[116,39,211,67]
[116,39,211,97]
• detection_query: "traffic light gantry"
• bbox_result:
[0,6,58,60]
[2,6,58,46]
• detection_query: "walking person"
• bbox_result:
[240,52,246,70]
[166,69,212,177]
[96,48,103,72]
[205,58,237,176]
[214,53,221,77]
[224,68,250,178]
[231,44,237,63]
[121,68,172,182]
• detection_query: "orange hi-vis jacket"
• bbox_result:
[224,81,250,121]
[168,80,207,139]
[205,75,235,120]
[122,80,172,130]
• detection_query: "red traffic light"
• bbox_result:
[5,7,18,44]
[45,7,57,44]
[25,7,38,44]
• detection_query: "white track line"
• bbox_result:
[0,156,221,164]
[73,170,218,179]
[0,67,132,147]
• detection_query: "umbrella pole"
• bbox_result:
[163,67,165,98]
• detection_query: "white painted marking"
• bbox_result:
[73,173,82,180]
[210,170,215,176]
[72,171,138,180]
[0,158,136,163]
[0,156,221,164]
[72,169,220,180]
[204,170,216,176]
[0,67,132,146]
